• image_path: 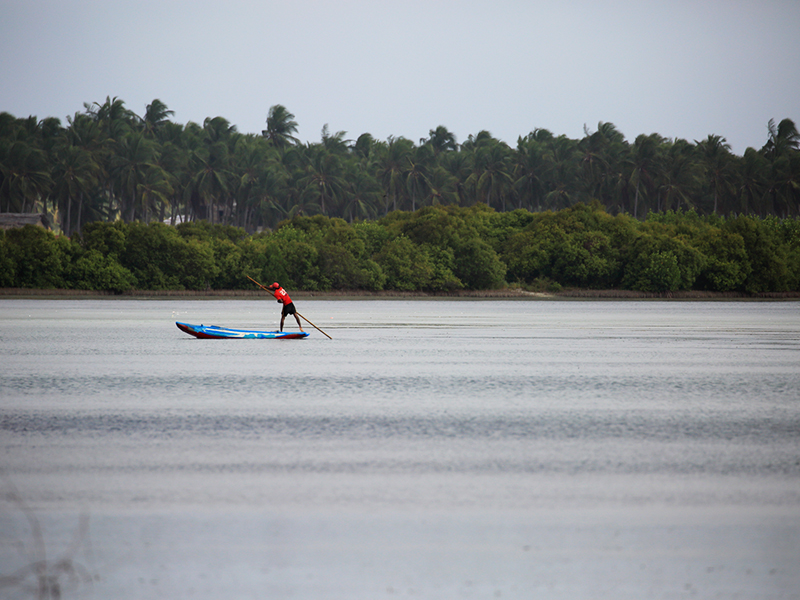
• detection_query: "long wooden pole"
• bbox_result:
[295,311,333,340]
[246,275,274,293]
[246,276,332,340]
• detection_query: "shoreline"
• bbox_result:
[1,287,799,301]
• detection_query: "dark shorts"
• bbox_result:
[282,302,296,317]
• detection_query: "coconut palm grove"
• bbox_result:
[1,98,799,294]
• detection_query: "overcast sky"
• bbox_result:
[2,0,798,154]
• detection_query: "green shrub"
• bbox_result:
[551,230,622,288]
[724,216,791,293]
[453,238,505,289]
[629,250,682,292]
[174,239,218,290]
[176,220,247,243]
[375,236,435,291]
[4,225,72,288]
[318,244,360,290]
[425,246,462,291]
[0,230,15,287]
[353,220,393,257]
[502,229,555,284]
[360,259,387,291]
[266,227,325,290]
[209,238,248,289]
[119,222,218,290]
[68,249,135,292]
[622,232,706,291]
[692,228,751,291]
[80,221,128,258]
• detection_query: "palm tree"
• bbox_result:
[110,131,160,222]
[762,118,800,160]
[541,135,581,210]
[142,99,175,139]
[198,117,239,222]
[37,117,65,160]
[189,141,232,224]
[298,144,346,216]
[578,122,626,206]
[153,129,189,224]
[230,135,268,228]
[320,124,350,154]
[466,139,513,210]
[228,135,289,230]
[657,139,702,212]
[0,112,17,137]
[137,165,174,223]
[439,150,473,206]
[696,134,734,214]
[761,119,800,216]
[51,144,99,235]
[66,112,113,220]
[0,137,52,213]
[461,130,496,153]
[405,144,433,211]
[79,99,138,219]
[342,162,382,221]
[424,125,458,154]
[627,134,664,218]
[202,116,238,148]
[255,163,290,229]
[514,135,547,211]
[353,133,376,162]
[374,136,413,213]
[85,96,136,141]
[737,148,768,215]
[422,165,458,207]
[262,104,299,149]
[528,128,555,144]
[764,150,800,216]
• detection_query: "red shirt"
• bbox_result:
[273,286,292,306]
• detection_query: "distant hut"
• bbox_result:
[0,213,50,230]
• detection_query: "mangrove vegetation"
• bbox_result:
[2,204,799,294]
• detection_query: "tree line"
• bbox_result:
[1,97,799,237]
[2,203,798,294]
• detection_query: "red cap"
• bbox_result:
[270,282,279,289]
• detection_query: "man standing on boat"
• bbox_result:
[268,282,304,333]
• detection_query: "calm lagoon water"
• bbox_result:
[1,298,799,599]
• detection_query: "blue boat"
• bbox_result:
[176,322,308,339]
